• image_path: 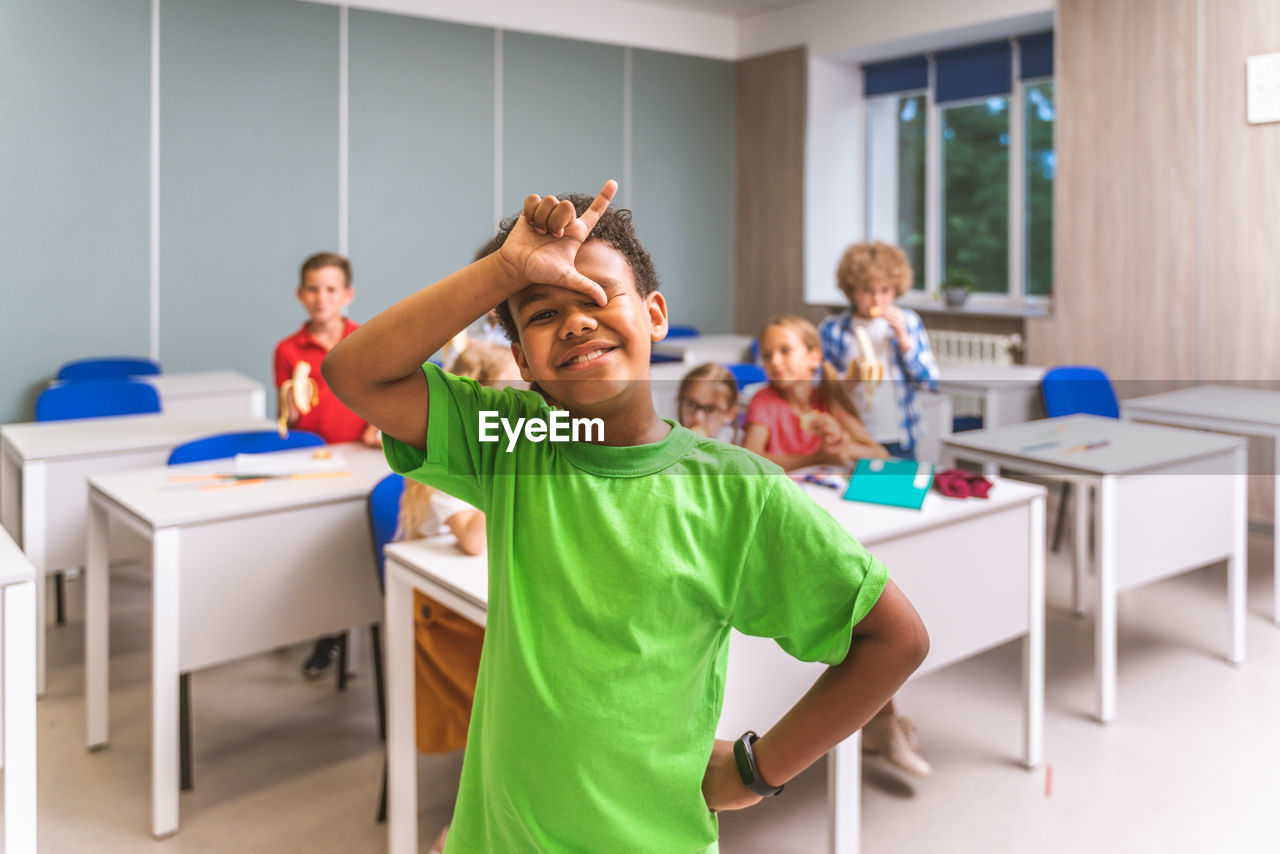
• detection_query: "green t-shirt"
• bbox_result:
[384,364,888,854]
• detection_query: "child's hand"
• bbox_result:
[701,739,763,813]
[882,304,909,350]
[360,424,383,448]
[496,180,618,306]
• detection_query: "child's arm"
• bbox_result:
[324,181,618,448]
[702,578,928,811]
[444,509,486,556]
[742,423,832,471]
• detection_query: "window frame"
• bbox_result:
[863,41,1054,311]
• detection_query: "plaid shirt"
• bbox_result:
[818,308,939,452]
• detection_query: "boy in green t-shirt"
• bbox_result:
[325,181,929,853]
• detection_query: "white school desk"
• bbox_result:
[936,363,1046,429]
[140,371,267,417]
[0,528,37,854]
[0,411,272,696]
[652,334,755,365]
[382,477,1045,854]
[944,414,1247,722]
[83,444,389,838]
[1123,385,1280,624]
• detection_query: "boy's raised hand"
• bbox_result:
[498,180,618,306]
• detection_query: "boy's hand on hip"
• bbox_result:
[496,180,618,306]
[701,739,763,813]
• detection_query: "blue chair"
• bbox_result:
[367,473,405,823]
[34,378,163,624]
[1040,366,1119,554]
[165,429,326,792]
[35,379,161,422]
[666,324,700,339]
[726,362,767,391]
[56,357,161,381]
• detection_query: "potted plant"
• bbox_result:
[941,267,976,308]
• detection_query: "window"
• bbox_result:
[864,33,1054,304]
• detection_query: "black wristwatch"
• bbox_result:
[733,731,784,797]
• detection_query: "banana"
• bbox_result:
[277,362,320,438]
[847,325,884,406]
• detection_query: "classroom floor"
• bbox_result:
[10,495,1280,853]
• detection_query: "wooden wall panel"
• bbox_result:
[735,47,821,336]
[1029,0,1199,384]
[1203,0,1280,383]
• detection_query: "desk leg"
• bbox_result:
[828,733,860,854]
[1273,436,1280,627]
[22,461,47,698]
[386,565,418,854]
[983,389,999,430]
[0,450,18,539]
[86,499,110,749]
[1096,476,1117,723]
[1073,479,1089,617]
[1024,494,1045,768]
[4,579,37,854]
[152,528,181,839]
[1229,446,1247,664]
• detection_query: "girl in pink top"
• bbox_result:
[744,315,887,472]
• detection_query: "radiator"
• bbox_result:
[930,331,1023,366]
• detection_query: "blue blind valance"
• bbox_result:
[1019,31,1053,79]
[935,40,1012,103]
[863,55,928,97]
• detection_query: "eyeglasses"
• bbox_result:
[679,399,730,417]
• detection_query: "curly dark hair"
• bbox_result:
[487,194,660,342]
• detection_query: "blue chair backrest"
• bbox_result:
[35,379,162,422]
[367,473,406,590]
[726,362,768,391]
[57,357,161,381]
[1041,366,1120,419]
[666,325,700,339]
[167,430,324,465]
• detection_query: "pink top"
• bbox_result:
[744,385,831,457]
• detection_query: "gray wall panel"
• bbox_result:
[349,11,494,319]
[159,0,339,394]
[0,0,151,423]
[632,50,736,336]
[502,32,624,216]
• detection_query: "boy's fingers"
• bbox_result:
[522,193,543,222]
[564,270,608,306]
[532,195,561,234]
[548,199,577,236]
[577,180,618,233]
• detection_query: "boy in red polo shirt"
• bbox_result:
[274,251,381,677]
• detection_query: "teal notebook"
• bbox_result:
[844,459,935,509]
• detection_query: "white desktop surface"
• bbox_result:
[382,477,1045,854]
[0,411,272,696]
[1124,384,1280,623]
[652,334,755,364]
[140,371,266,417]
[936,364,1046,429]
[0,527,37,854]
[944,414,1247,722]
[83,443,390,839]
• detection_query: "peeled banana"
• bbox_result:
[278,361,320,438]
[847,325,885,398]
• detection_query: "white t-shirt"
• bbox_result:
[850,316,905,445]
[411,490,478,539]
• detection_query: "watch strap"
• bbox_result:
[732,731,784,797]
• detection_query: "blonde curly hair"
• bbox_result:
[835,241,913,301]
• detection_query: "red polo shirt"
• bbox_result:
[273,319,367,444]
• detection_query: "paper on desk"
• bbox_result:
[232,449,348,476]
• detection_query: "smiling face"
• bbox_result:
[678,383,738,437]
[508,240,667,413]
[297,265,353,325]
[759,323,823,389]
